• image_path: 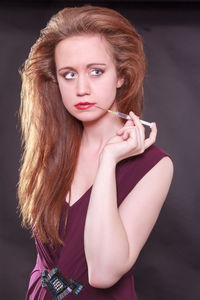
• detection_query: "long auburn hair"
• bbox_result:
[18,5,146,246]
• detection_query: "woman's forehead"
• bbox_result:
[54,34,115,67]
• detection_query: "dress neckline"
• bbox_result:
[64,159,126,210]
[64,185,93,209]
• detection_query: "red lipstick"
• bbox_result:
[74,102,96,110]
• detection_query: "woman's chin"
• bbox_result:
[71,110,107,123]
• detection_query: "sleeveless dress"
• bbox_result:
[26,145,170,300]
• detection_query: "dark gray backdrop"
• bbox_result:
[0,1,200,299]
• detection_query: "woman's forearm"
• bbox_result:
[84,152,130,287]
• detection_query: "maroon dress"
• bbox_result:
[26,145,170,300]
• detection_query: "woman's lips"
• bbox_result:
[74,102,96,110]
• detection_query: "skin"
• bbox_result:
[55,34,174,288]
[55,34,124,123]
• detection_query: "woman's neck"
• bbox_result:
[81,112,123,155]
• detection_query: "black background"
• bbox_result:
[0,1,200,299]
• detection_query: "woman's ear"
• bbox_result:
[116,76,124,88]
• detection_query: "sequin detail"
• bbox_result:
[41,267,84,298]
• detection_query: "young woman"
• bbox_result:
[18,5,173,300]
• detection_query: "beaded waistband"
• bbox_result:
[41,267,84,299]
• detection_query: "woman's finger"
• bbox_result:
[117,125,135,138]
[144,122,157,149]
[129,112,145,133]
[122,130,130,140]
[117,117,135,135]
[117,111,144,148]
[129,112,145,150]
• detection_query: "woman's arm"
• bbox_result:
[84,153,130,288]
[84,112,173,288]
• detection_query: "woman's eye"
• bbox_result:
[90,69,104,76]
[64,72,77,79]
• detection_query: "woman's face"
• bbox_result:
[55,34,124,122]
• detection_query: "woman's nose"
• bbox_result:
[76,75,90,96]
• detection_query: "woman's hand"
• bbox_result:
[101,111,157,164]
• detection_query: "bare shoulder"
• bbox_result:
[148,155,174,192]
[156,155,173,171]
[119,155,173,210]
[147,155,174,183]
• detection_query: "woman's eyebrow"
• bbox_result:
[58,63,106,72]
